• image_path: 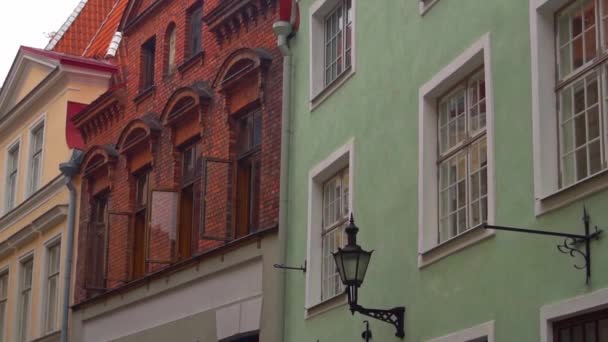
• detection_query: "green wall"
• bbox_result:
[283,0,608,341]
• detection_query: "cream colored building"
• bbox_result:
[0,47,115,342]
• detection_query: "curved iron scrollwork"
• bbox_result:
[557,237,587,270]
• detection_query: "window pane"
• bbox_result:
[168,28,176,74]
[148,191,179,264]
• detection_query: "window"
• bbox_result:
[28,121,44,195]
[426,321,494,342]
[321,167,349,301]
[305,139,353,311]
[437,70,487,243]
[0,271,8,342]
[165,24,177,75]
[43,241,60,333]
[235,109,262,239]
[141,37,156,90]
[187,4,203,58]
[556,0,607,188]
[132,171,149,278]
[17,257,33,342]
[553,308,608,341]
[178,143,201,259]
[324,0,352,86]
[541,288,608,341]
[418,33,494,267]
[531,0,608,213]
[5,142,19,212]
[310,0,356,104]
[86,194,107,290]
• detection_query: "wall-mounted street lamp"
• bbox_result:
[333,215,406,338]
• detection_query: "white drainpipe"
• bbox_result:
[272,19,293,342]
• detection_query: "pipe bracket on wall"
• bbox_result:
[273,260,306,273]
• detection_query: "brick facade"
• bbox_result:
[72,0,282,303]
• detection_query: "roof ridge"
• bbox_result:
[82,0,121,57]
[45,0,90,51]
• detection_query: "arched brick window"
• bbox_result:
[116,116,163,278]
[164,23,177,76]
[214,48,272,239]
[80,146,119,296]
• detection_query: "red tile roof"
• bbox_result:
[83,0,129,58]
[49,0,128,59]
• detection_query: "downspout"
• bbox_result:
[272,19,293,342]
[59,149,83,342]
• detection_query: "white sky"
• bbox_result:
[0,0,84,85]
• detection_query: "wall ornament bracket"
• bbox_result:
[483,207,603,285]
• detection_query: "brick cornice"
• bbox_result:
[73,86,126,144]
[203,0,278,45]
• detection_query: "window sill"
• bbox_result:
[305,292,347,319]
[178,51,205,75]
[536,168,608,216]
[419,0,440,16]
[133,85,156,104]
[418,225,495,268]
[310,68,355,112]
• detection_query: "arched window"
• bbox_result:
[165,24,177,75]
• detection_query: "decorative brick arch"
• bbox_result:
[81,145,119,195]
[116,115,162,172]
[212,48,273,89]
[213,48,273,116]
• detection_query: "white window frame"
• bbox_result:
[427,321,495,342]
[16,253,34,342]
[309,0,356,109]
[531,0,608,214]
[4,137,21,214]
[0,267,9,342]
[418,33,496,268]
[26,115,46,197]
[540,287,608,341]
[41,235,61,334]
[420,0,440,15]
[305,139,354,314]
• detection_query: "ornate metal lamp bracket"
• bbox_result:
[350,304,405,338]
[484,208,603,285]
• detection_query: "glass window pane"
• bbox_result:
[148,191,179,264]
[589,140,602,174]
[576,147,589,179]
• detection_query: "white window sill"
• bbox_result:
[419,0,440,16]
[305,292,347,319]
[536,169,608,216]
[418,225,495,268]
[310,68,356,112]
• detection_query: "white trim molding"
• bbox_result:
[305,138,354,312]
[529,0,608,215]
[417,32,496,268]
[427,321,495,342]
[540,288,608,341]
[419,0,440,16]
[309,0,356,110]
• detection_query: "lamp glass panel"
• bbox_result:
[355,251,372,284]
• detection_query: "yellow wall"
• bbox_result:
[0,60,110,342]
[11,62,54,107]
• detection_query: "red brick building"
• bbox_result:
[69,0,291,341]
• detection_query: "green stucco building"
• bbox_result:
[281,0,608,340]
